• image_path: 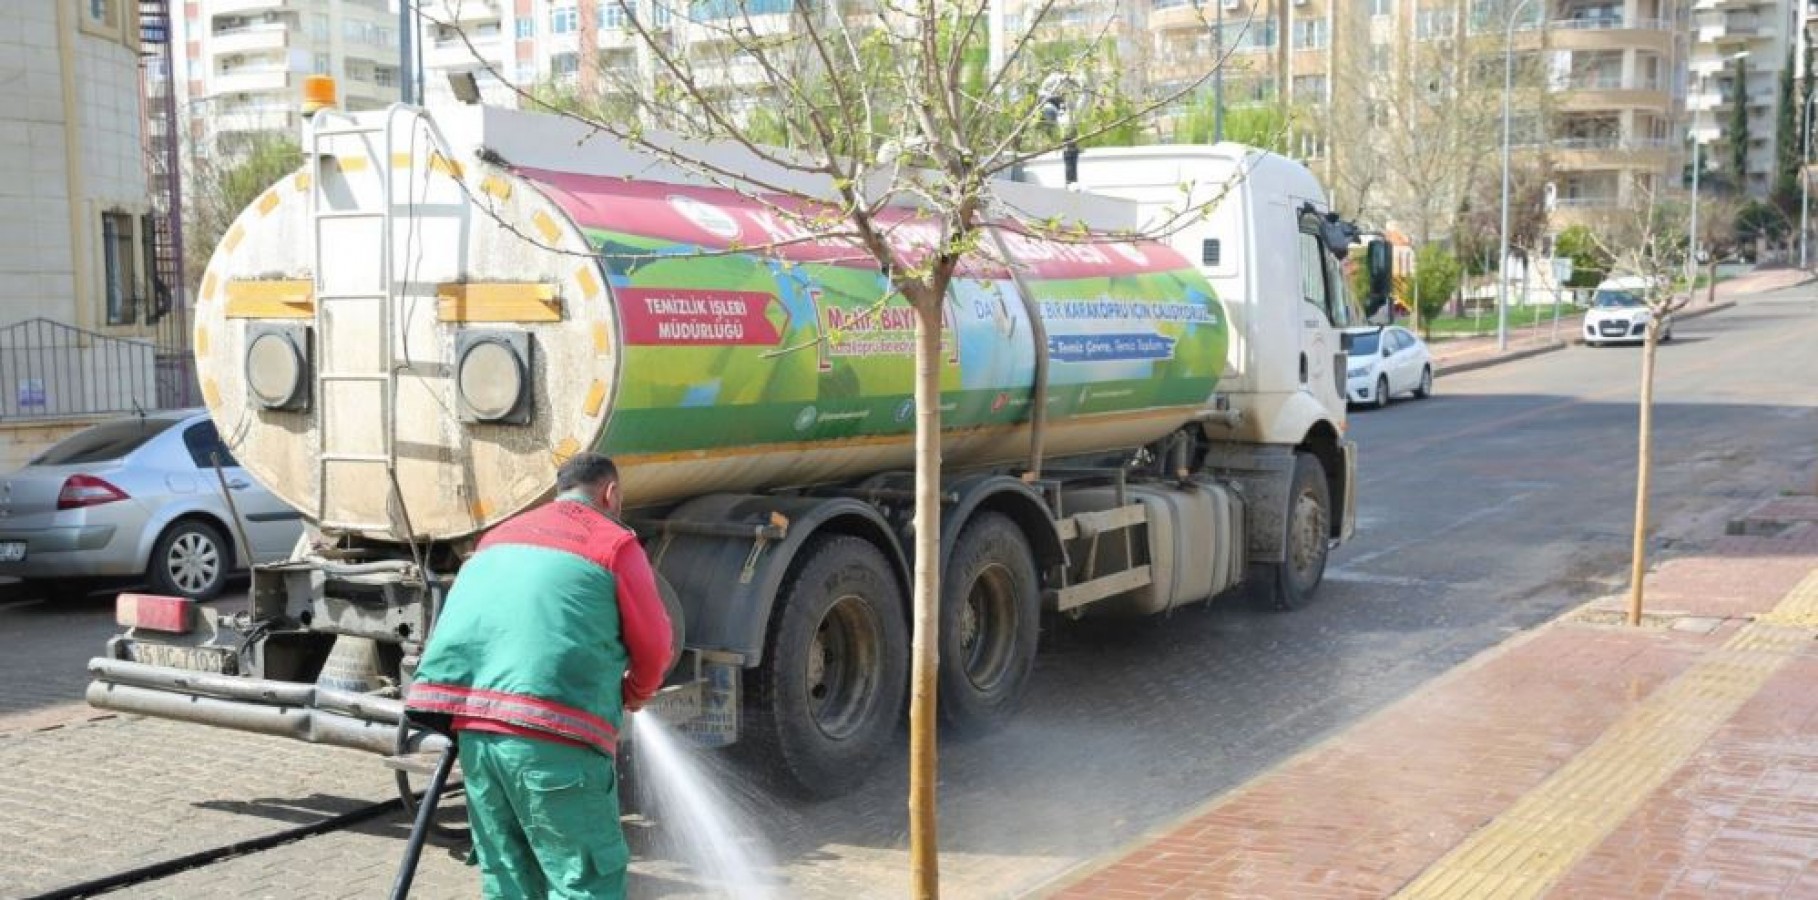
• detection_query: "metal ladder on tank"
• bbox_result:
[306,106,408,534]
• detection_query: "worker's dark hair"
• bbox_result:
[556,452,619,493]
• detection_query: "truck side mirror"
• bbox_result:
[1365,240,1394,321]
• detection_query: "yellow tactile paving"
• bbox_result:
[1394,570,1818,900]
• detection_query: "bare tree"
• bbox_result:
[426,1,1249,892]
[1591,188,1691,627]
[181,131,301,289]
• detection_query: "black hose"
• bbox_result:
[389,743,459,900]
[25,799,400,899]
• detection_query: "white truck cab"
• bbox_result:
[1019,144,1364,601]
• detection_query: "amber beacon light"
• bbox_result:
[302,75,338,114]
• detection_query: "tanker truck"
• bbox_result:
[87,96,1372,800]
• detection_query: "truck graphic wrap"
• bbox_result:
[519,169,1229,458]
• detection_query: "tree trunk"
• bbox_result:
[909,301,943,899]
[1626,321,1659,627]
[1706,257,1719,306]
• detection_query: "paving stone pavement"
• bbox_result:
[1039,493,1818,900]
[0,716,395,899]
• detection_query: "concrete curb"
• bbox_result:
[1434,340,1567,376]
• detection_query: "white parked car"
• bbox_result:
[1345,325,1433,409]
[1584,276,1673,346]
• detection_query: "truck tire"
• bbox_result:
[939,512,1040,735]
[748,535,908,800]
[1266,453,1330,611]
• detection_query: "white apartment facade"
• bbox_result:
[1688,0,1800,196]
[414,0,793,112]
[171,0,404,148]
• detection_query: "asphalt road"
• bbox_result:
[2,287,1815,898]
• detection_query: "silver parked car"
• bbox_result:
[0,410,304,600]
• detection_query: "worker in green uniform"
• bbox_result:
[407,453,673,899]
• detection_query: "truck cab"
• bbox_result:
[1021,144,1361,602]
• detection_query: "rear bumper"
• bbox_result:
[87,641,738,755]
[0,524,132,578]
[87,654,445,756]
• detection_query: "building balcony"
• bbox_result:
[1550,137,1678,171]
[1147,3,1217,32]
[207,0,287,16]
[211,69,292,95]
[424,31,505,70]
[417,0,503,24]
[1508,15,1674,54]
[1557,79,1671,113]
[211,107,296,135]
[208,22,288,55]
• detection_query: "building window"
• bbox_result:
[1292,19,1327,50]
[1416,9,1454,40]
[101,212,139,327]
[552,5,579,33]
[516,17,534,39]
[88,0,121,30]
[552,52,580,76]
[600,1,628,29]
[1370,44,1389,74]
[1370,0,1390,16]
[313,52,331,74]
[375,66,397,88]
[308,13,329,41]
[1294,74,1327,99]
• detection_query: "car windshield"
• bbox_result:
[1347,331,1381,356]
[32,417,180,466]
[1594,290,1645,308]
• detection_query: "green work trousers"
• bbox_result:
[458,730,630,900]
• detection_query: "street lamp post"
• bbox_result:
[1495,0,1536,353]
[1214,0,1224,142]
[1802,90,1815,269]
[1690,53,1750,287]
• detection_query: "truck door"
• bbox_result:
[1294,216,1349,421]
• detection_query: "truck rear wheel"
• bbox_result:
[749,535,908,799]
[939,512,1040,735]
[1266,453,1330,611]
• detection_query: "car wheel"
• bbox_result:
[148,519,231,600]
[1413,366,1433,399]
[1374,375,1390,409]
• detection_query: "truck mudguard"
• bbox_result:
[641,493,907,667]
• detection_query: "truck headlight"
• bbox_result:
[455,330,534,424]
[244,324,311,411]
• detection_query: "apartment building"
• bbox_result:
[1688,0,1800,197]
[170,0,404,150]
[413,0,789,113]
[1183,0,1688,229]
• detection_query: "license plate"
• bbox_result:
[0,542,24,563]
[125,640,237,674]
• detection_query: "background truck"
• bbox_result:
[87,98,1374,800]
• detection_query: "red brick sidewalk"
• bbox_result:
[1035,495,1818,899]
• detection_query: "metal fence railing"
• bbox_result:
[0,318,161,421]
